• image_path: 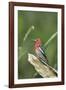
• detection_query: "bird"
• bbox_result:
[34,38,48,64]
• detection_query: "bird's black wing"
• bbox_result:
[39,47,47,60]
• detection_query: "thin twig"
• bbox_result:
[44,32,57,48]
[23,25,35,42]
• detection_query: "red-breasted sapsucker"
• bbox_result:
[34,38,48,64]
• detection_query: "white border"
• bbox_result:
[14,6,62,84]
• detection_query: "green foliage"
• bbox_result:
[18,10,57,79]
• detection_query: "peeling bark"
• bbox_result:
[28,53,57,78]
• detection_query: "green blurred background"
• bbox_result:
[18,10,57,79]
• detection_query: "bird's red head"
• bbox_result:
[34,38,42,49]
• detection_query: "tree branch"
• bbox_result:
[28,53,57,78]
